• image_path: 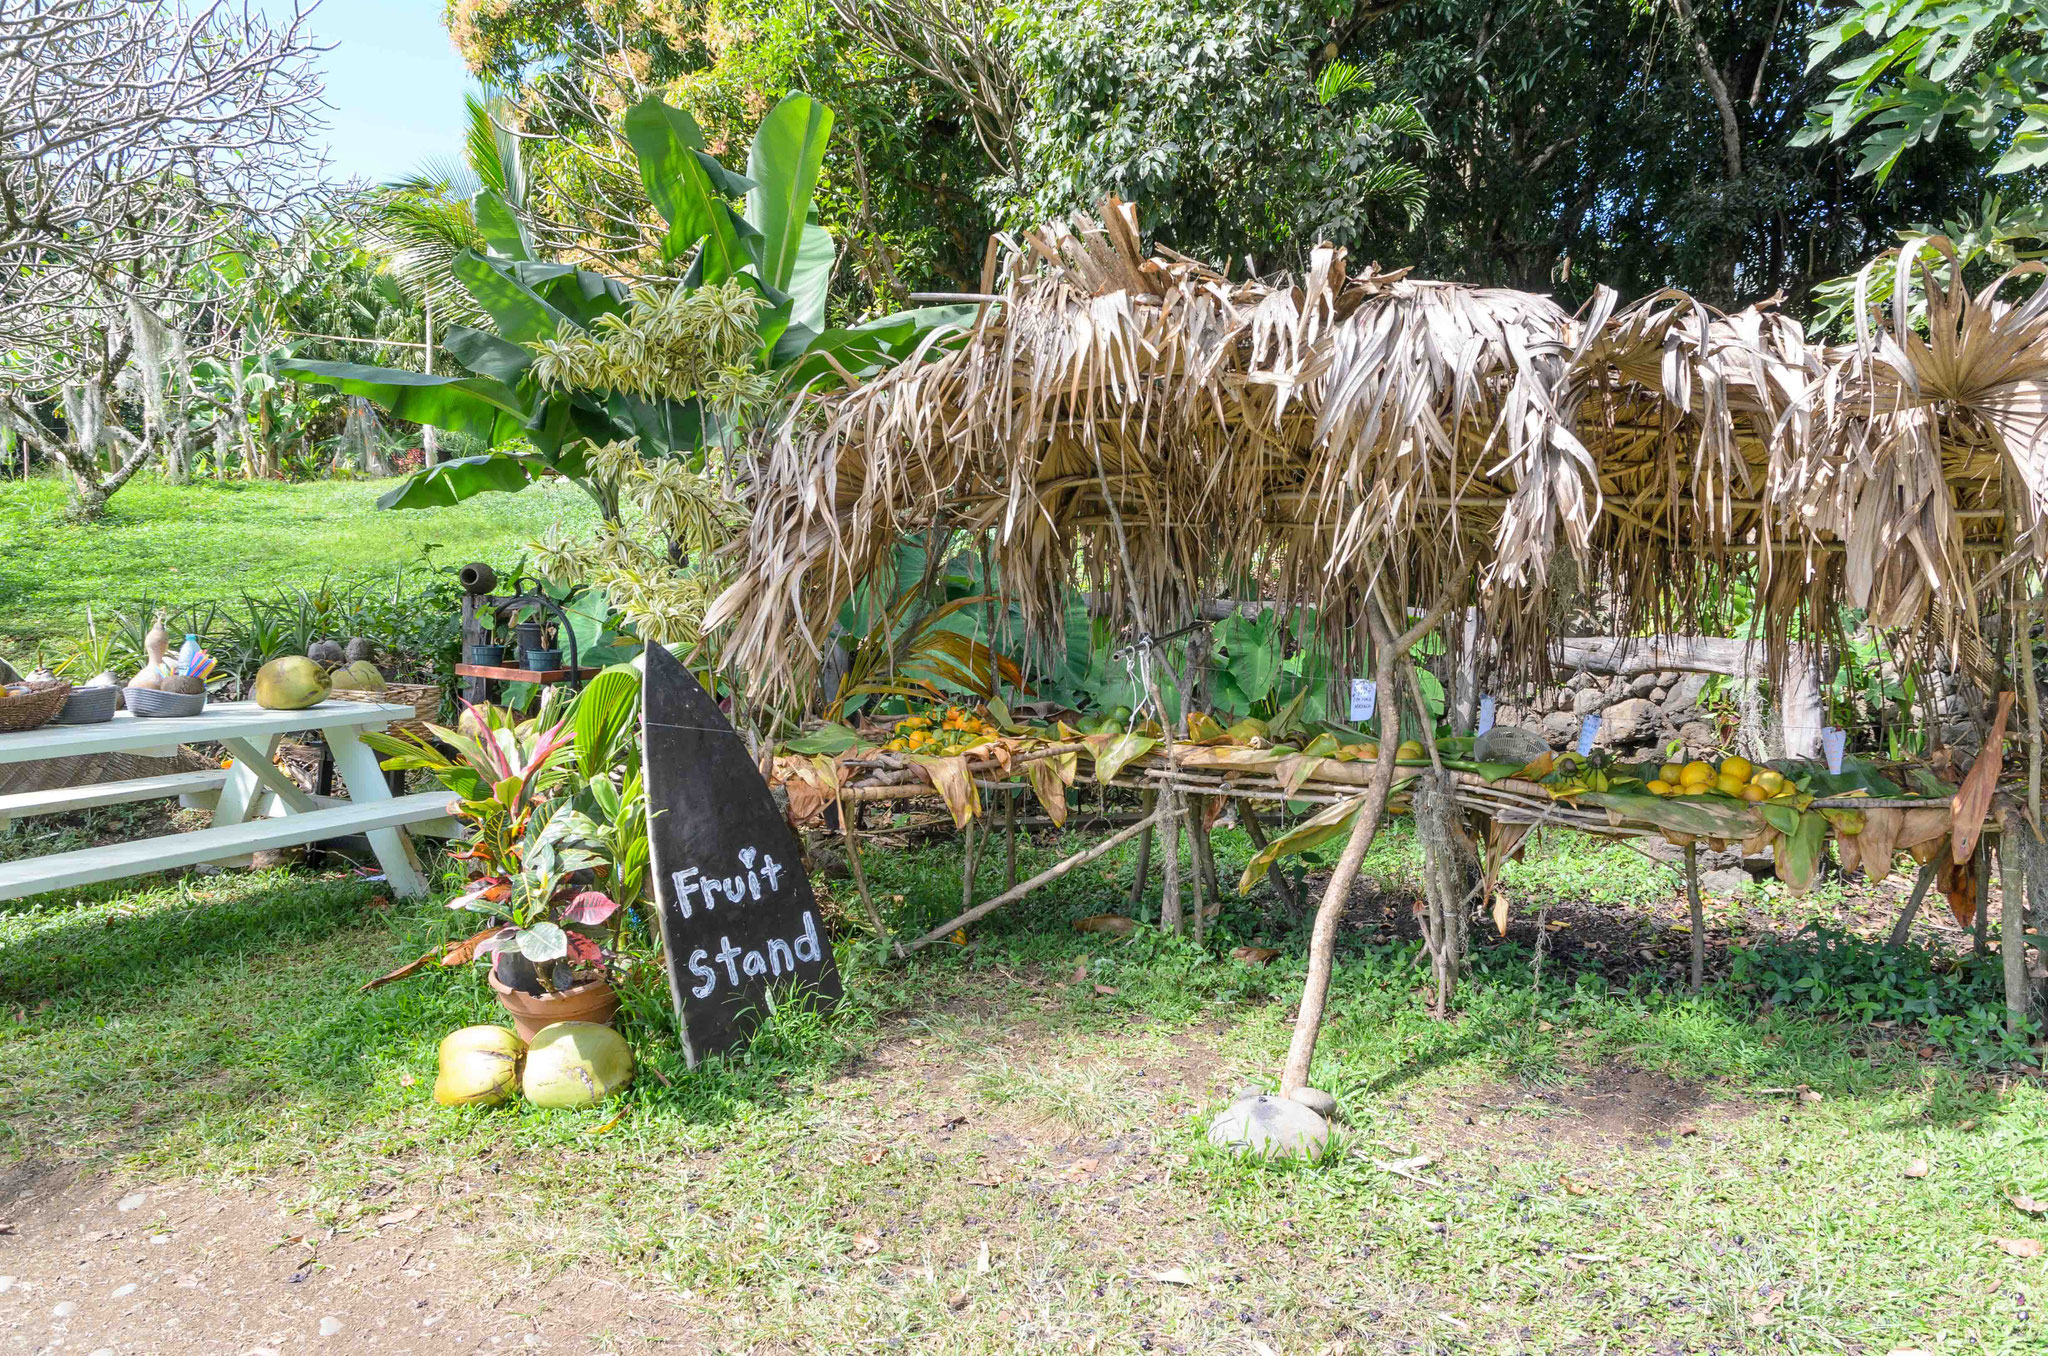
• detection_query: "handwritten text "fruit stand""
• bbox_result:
[670,847,823,998]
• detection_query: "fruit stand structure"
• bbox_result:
[714,199,2048,1087]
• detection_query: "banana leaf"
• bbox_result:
[1238,796,1364,894]
[1584,790,1758,839]
[1091,732,1159,785]
[781,721,862,755]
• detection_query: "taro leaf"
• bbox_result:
[782,721,862,755]
[1300,732,1341,757]
[1267,688,1309,741]
[1092,732,1159,785]
[1774,810,1830,894]
[1758,801,1803,837]
[908,753,980,827]
[1585,791,1757,840]
[1238,796,1363,895]
[1463,760,1530,783]
[1797,755,1906,798]
[987,693,1020,733]
[517,922,570,963]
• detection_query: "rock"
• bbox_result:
[318,1316,343,1338]
[1572,686,1608,715]
[1541,711,1580,743]
[1567,671,1600,693]
[1627,671,1660,697]
[1700,868,1754,896]
[1287,1086,1338,1119]
[1473,725,1549,767]
[1678,720,1717,754]
[1207,1093,1330,1161]
[1664,673,1711,712]
[53,1301,78,1318]
[117,1192,145,1212]
[1650,686,1669,703]
[1599,697,1658,744]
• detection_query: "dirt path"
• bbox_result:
[0,1169,702,1354]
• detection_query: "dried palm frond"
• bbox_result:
[708,200,2042,705]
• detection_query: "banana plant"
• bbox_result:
[280,93,974,514]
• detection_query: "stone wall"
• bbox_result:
[1490,670,1723,760]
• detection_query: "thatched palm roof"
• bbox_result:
[709,199,2048,701]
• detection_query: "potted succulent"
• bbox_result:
[362,702,626,1039]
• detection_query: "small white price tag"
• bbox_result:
[1348,678,1377,722]
[1576,713,1601,756]
[1476,694,1496,736]
[1822,726,1847,775]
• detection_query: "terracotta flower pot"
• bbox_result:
[488,969,620,1043]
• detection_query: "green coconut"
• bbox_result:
[335,659,386,692]
[434,1025,524,1107]
[521,1021,634,1108]
[252,655,332,709]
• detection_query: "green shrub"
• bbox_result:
[1729,923,2043,1067]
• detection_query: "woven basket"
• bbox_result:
[52,684,120,725]
[331,681,442,739]
[124,686,206,718]
[0,682,72,734]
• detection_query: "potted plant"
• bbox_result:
[362,702,627,1039]
[525,620,562,673]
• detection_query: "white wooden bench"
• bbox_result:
[0,791,452,899]
[0,769,229,830]
[0,700,448,900]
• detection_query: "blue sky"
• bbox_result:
[260,0,473,185]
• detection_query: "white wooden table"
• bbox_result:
[0,699,451,901]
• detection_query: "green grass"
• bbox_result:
[0,474,596,653]
[3,818,2043,1351]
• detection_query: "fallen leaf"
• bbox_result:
[1231,946,1280,966]
[2007,1192,2047,1216]
[860,1147,888,1166]
[1958,1118,1980,1131]
[398,1070,416,1088]
[1093,983,1118,996]
[1071,959,1088,983]
[1073,914,1137,936]
[976,1240,991,1274]
[587,1111,624,1135]
[1904,1159,1931,1179]
[1798,1086,1824,1104]
[1560,1174,1591,1196]
[1676,1122,1700,1137]
[851,1233,880,1257]
[1993,1237,2044,1258]
[1141,1266,1194,1285]
[939,1114,967,1130]
[373,1206,421,1228]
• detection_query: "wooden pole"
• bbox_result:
[1188,794,1218,947]
[1888,859,1939,947]
[1160,789,1184,935]
[1004,786,1019,889]
[1128,789,1157,911]
[959,816,980,920]
[903,809,1166,951]
[1973,842,1992,958]
[1239,801,1303,916]
[1999,818,2033,1035]
[1684,841,1705,992]
[1280,569,1466,1096]
[836,793,895,953]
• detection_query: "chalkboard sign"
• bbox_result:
[642,643,842,1066]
